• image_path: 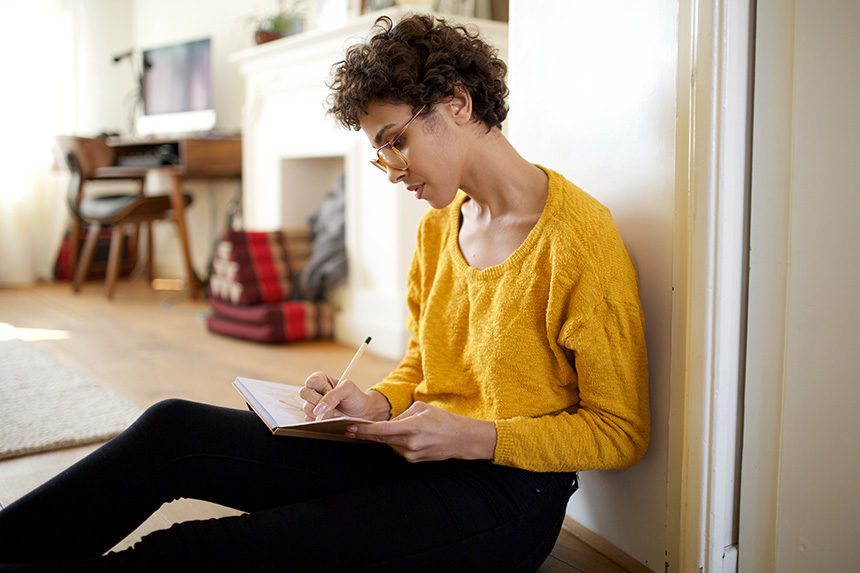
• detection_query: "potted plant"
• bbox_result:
[249,0,308,45]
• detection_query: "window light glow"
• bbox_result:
[0,322,70,342]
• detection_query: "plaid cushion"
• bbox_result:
[207,299,333,343]
[209,275,290,306]
[208,228,312,305]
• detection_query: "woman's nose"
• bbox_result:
[387,166,407,184]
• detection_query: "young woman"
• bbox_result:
[0,14,648,572]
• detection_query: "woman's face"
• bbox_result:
[359,100,464,210]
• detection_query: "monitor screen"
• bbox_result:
[137,38,215,134]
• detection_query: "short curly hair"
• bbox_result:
[326,14,508,131]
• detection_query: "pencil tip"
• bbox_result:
[365,336,372,344]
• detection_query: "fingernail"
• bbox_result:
[346,425,357,433]
[313,402,329,415]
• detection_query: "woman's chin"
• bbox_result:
[423,187,458,210]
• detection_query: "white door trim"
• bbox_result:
[674,0,754,570]
[737,1,795,571]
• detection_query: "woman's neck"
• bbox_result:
[458,128,548,221]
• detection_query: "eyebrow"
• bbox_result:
[374,123,396,147]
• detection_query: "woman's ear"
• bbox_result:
[448,85,473,125]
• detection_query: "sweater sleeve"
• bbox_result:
[494,298,650,472]
[367,244,424,418]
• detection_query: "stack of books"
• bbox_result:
[206,228,333,343]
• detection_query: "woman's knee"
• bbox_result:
[133,398,202,437]
[141,398,195,420]
[115,399,214,473]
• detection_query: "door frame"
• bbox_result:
[736,0,794,571]
[672,0,755,570]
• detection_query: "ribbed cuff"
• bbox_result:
[492,419,517,466]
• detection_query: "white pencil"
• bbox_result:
[315,336,372,421]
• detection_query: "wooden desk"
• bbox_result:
[98,135,242,299]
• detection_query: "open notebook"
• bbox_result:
[233,377,375,443]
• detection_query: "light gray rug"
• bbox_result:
[0,339,142,460]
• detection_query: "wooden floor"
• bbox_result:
[0,281,637,571]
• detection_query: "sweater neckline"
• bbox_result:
[448,165,559,281]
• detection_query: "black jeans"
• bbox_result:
[0,399,577,572]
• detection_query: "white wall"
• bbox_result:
[741,1,860,571]
[72,0,135,135]
[507,1,676,569]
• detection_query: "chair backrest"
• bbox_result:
[55,136,116,180]
[55,136,121,219]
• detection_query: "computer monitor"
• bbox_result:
[137,37,215,135]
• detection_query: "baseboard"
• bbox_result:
[561,516,654,573]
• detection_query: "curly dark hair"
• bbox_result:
[326,14,508,131]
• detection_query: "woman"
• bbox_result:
[0,14,648,572]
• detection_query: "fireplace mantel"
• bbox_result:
[231,6,508,359]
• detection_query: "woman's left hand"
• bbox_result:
[346,402,497,463]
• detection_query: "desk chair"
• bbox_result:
[55,136,192,299]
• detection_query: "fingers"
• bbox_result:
[350,418,410,444]
[353,402,427,437]
[347,403,441,463]
[390,401,428,421]
[349,419,426,462]
[304,371,335,393]
[312,379,361,418]
[301,371,335,420]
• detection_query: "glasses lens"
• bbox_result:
[378,147,407,171]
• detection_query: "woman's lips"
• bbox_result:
[407,183,425,200]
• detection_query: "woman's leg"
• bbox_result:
[0,398,578,571]
[99,461,577,572]
[0,399,408,564]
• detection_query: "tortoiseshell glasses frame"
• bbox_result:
[370,104,427,173]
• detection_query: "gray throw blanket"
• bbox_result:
[295,176,347,301]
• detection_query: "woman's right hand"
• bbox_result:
[299,371,390,422]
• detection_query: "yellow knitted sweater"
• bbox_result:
[369,167,649,472]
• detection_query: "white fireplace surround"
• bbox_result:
[231,6,508,359]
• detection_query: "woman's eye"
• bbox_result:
[393,136,405,149]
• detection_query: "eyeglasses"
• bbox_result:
[370,104,426,173]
